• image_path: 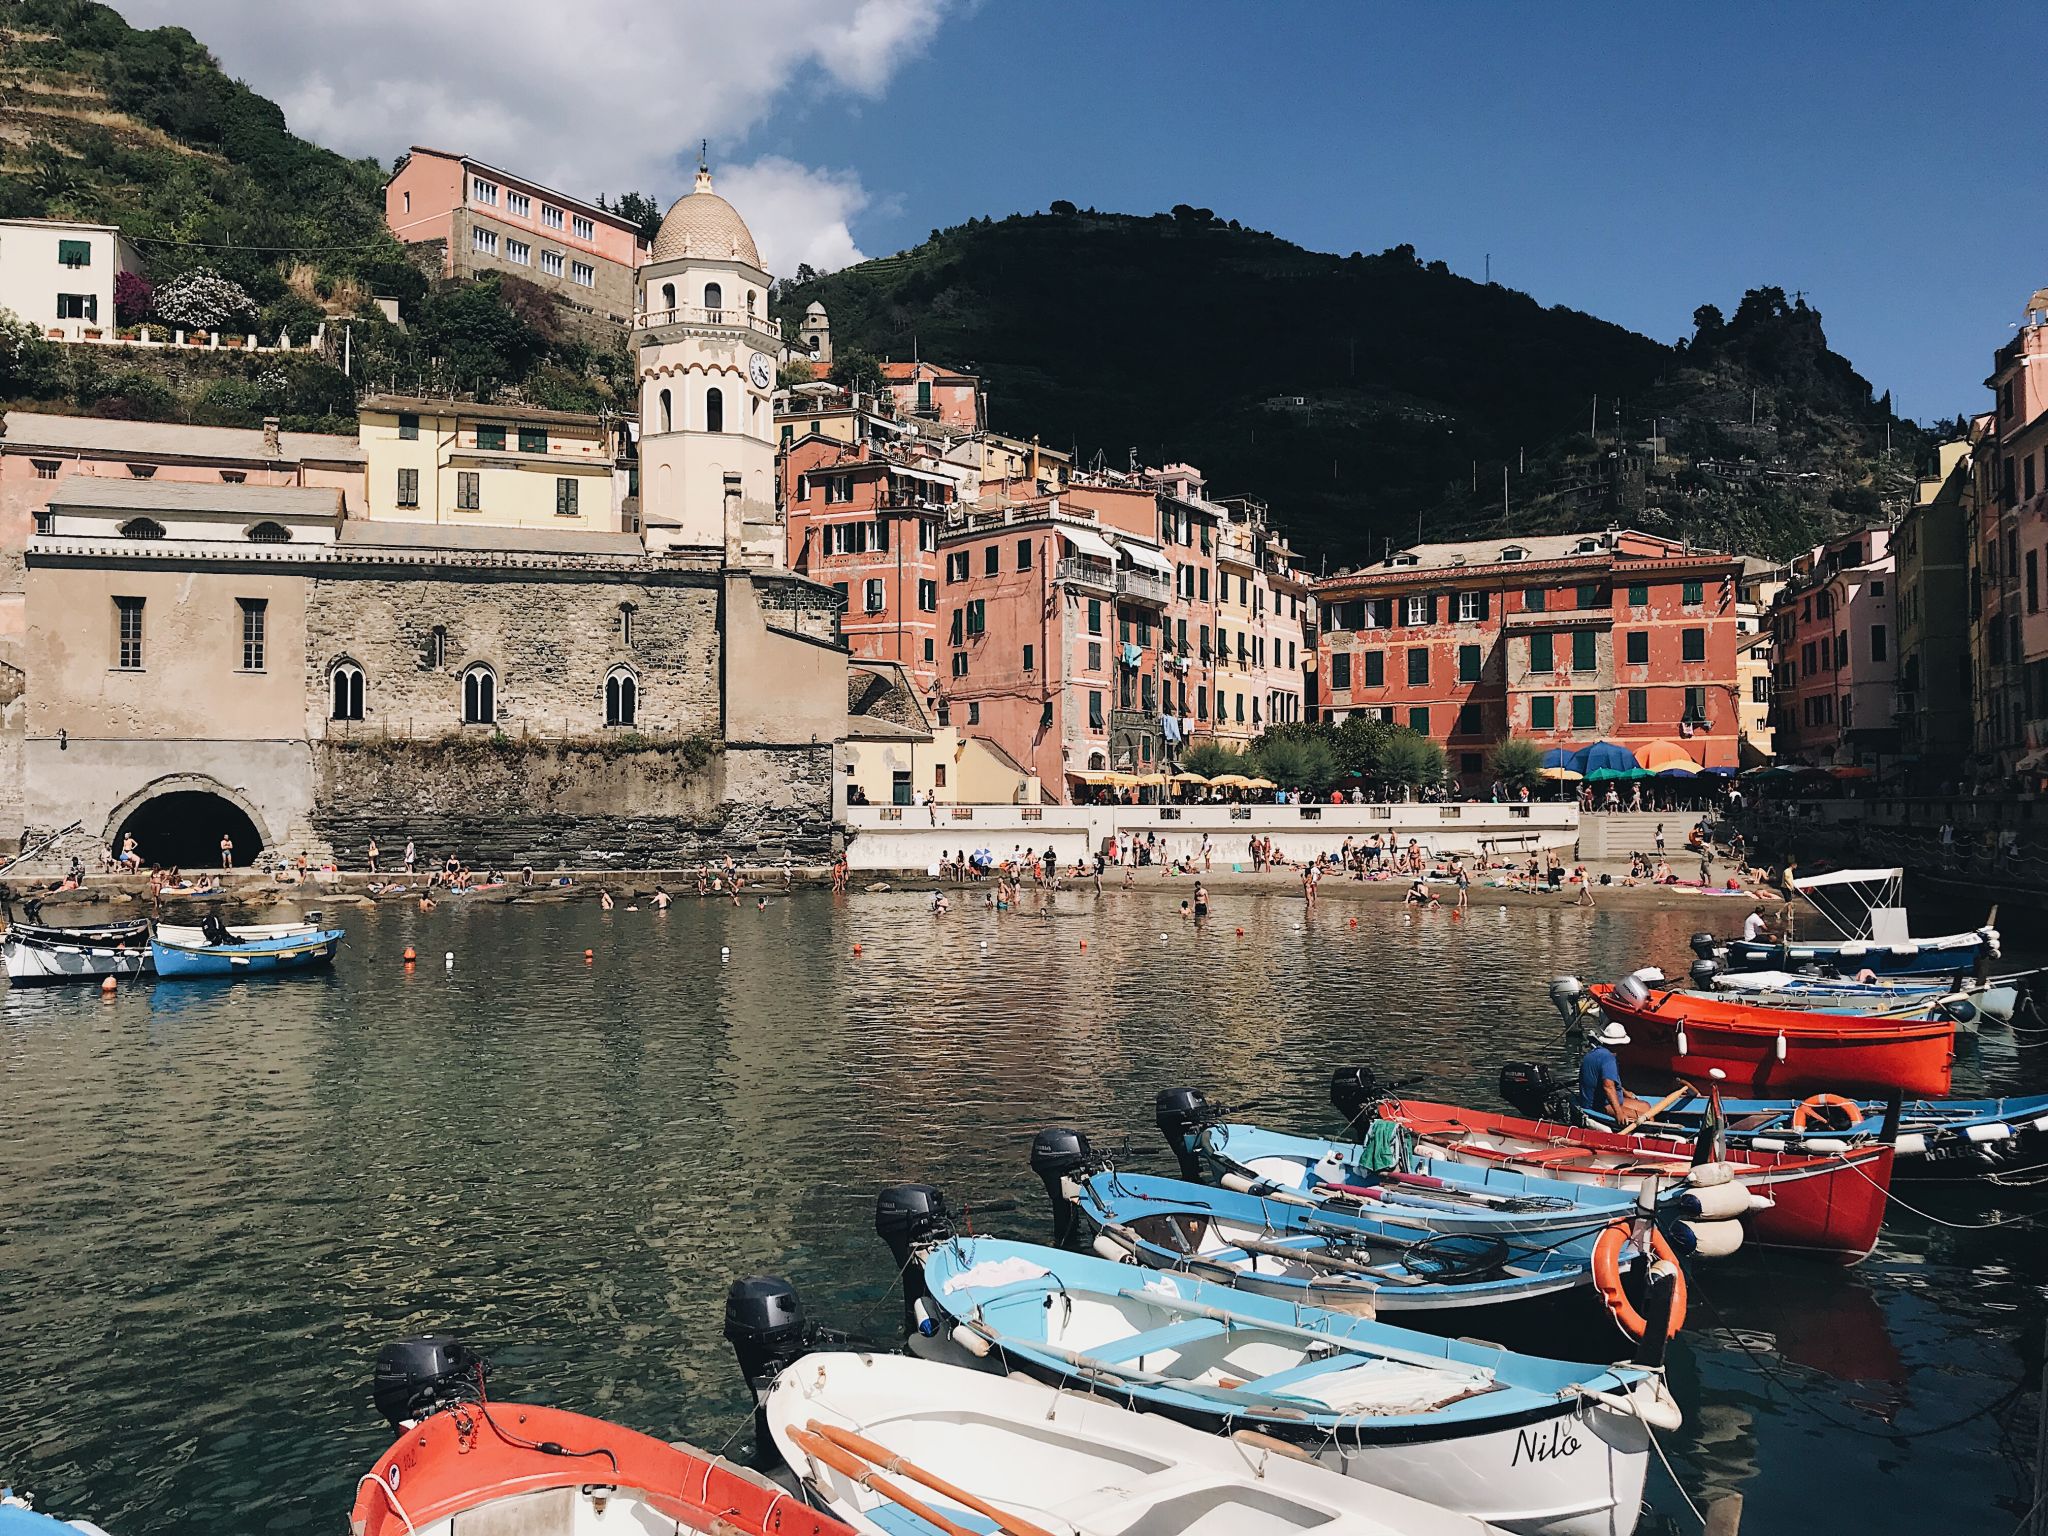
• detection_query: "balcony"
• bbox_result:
[1117,568,1172,606]
[1056,557,1115,593]
[633,305,780,346]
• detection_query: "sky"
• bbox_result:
[127,0,2047,421]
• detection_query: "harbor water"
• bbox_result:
[2,887,2044,1534]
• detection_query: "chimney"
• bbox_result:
[262,416,281,457]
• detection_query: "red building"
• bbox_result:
[1314,530,1743,779]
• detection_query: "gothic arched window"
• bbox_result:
[462,664,496,725]
[330,662,364,721]
[705,387,724,434]
[605,667,638,727]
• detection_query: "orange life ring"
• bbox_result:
[1591,1219,1688,1341]
[1790,1094,1865,1132]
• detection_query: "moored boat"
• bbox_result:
[759,1347,1499,1536]
[1582,975,1955,1097]
[0,1489,113,1535]
[150,919,342,979]
[1696,866,1998,977]
[348,1337,851,1536]
[2,918,151,985]
[1362,1076,1896,1263]
[875,1195,1677,1536]
[1048,1159,1606,1317]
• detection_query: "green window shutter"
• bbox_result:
[1682,627,1706,662]
[1628,583,1648,606]
[1571,630,1597,672]
[1409,706,1429,733]
[58,239,91,267]
[1364,650,1384,687]
[1572,693,1596,730]
[478,424,505,451]
[1530,632,1553,671]
[1407,647,1429,686]
[1683,580,1704,605]
[1531,695,1555,729]
[519,427,547,454]
[1625,631,1648,665]
[1525,587,1546,612]
[1458,643,1480,682]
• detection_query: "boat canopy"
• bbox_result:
[1791,867,1904,942]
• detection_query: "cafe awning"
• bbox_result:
[1059,526,1117,561]
[1118,543,1173,576]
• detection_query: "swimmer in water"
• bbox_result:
[651,889,671,910]
[599,889,615,910]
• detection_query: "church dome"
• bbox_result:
[652,165,761,268]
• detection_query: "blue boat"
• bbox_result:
[150,925,343,978]
[1152,1117,1646,1238]
[879,1196,1679,1536]
[1696,866,1998,977]
[1,1488,112,1535]
[1060,1165,1607,1316]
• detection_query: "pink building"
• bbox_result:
[384,147,649,328]
[1769,528,1895,764]
[0,412,364,646]
[1990,289,2048,760]
[879,361,982,432]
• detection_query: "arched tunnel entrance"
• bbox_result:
[113,790,265,869]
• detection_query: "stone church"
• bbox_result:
[15,170,850,870]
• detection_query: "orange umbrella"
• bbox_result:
[1635,739,1701,773]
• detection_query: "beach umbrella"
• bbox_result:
[1540,746,1585,771]
[1636,739,1701,773]
[1656,766,1698,778]
[1539,766,1584,781]
[1580,739,1640,775]
[1246,777,1278,790]
[1209,773,1254,788]
[1170,771,1211,785]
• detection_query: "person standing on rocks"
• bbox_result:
[404,840,417,874]
[367,837,380,874]
[219,833,233,869]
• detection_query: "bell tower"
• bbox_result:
[635,156,780,559]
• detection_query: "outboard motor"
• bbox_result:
[1498,1062,1564,1121]
[1611,972,1653,1008]
[874,1184,949,1336]
[1028,1127,1093,1247]
[1689,931,1720,961]
[372,1336,486,1429]
[724,1276,807,1460]
[1548,976,1586,1026]
[1153,1089,1211,1180]
[1688,958,1719,990]
[1329,1066,1380,1130]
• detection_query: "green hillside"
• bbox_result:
[785,209,1926,562]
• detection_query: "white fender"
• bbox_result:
[1092,1233,1130,1262]
[1628,1376,1686,1432]
[1775,1032,1788,1062]
[1683,1179,1757,1221]
[1965,1122,2015,1144]
[1688,1160,1735,1188]
[950,1324,992,1357]
[1676,1029,1688,1057]
[1895,1132,1928,1155]
[1682,1218,1746,1258]
[1803,1138,1849,1153]
[1219,1171,1259,1193]
[1750,1136,1785,1152]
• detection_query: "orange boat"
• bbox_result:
[1589,979,1955,1097]
[349,1340,847,1536]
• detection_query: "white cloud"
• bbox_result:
[120,0,950,273]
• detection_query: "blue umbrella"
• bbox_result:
[1656,766,1697,779]
[1540,746,1585,771]
[1580,740,1639,775]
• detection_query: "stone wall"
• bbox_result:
[304,567,723,740]
[310,737,834,866]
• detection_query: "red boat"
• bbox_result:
[1589,981,1955,1097]
[350,1395,847,1536]
[1386,1098,1896,1264]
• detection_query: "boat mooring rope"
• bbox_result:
[1841,1153,2047,1231]
[354,1473,419,1536]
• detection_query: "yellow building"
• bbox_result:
[357,395,623,533]
[1736,556,1785,762]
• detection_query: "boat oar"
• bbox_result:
[785,1425,985,1536]
[1619,1082,1698,1135]
[804,1422,1057,1536]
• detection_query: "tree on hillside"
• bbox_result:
[416,275,545,392]
[602,192,665,243]
[830,348,886,397]
[153,267,255,331]
[1486,736,1543,793]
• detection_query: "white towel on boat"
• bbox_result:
[942,1258,1050,1294]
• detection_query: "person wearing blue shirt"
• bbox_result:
[1577,1020,1649,1123]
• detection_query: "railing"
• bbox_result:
[1056,558,1115,591]
[634,305,780,343]
[46,323,326,353]
[1117,569,1172,605]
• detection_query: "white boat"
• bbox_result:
[1,1488,114,1535]
[766,1349,1500,1536]
[1,920,151,985]
[154,919,326,945]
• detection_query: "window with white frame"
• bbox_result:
[540,250,564,277]
[605,668,637,727]
[1456,591,1482,622]
[506,238,530,265]
[462,664,497,725]
[506,191,530,218]
[471,176,498,205]
[1404,595,1429,624]
[542,204,563,230]
[472,227,498,255]
[572,214,594,241]
[570,260,594,287]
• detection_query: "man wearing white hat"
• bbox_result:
[1577,1019,1649,1124]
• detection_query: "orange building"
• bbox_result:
[879,360,982,432]
[1314,530,1743,781]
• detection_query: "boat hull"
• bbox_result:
[1392,1099,1894,1263]
[3,936,152,984]
[1592,983,1954,1097]
[1723,934,1990,976]
[150,930,342,978]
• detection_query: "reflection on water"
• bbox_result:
[1,888,2043,1534]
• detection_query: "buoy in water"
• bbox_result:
[100,975,117,994]
[444,951,454,967]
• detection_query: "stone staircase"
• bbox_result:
[1576,811,1704,860]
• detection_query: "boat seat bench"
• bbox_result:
[1089,1318,1228,1364]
